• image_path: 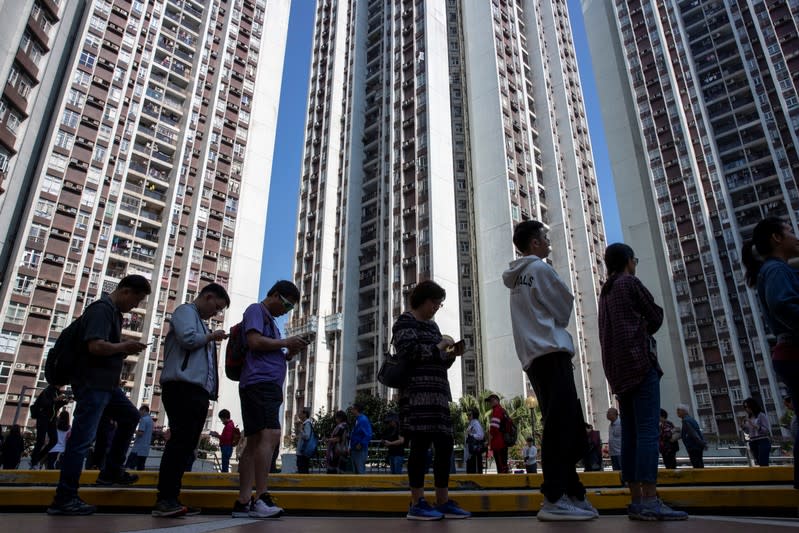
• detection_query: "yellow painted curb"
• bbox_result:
[0,466,792,490]
[1,485,796,513]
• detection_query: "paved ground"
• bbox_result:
[4,514,798,533]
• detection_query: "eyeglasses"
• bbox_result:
[278,293,295,311]
[633,257,639,265]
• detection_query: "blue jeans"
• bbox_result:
[618,367,660,484]
[389,454,404,474]
[220,445,233,473]
[351,446,368,474]
[55,386,139,501]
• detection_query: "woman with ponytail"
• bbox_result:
[741,217,799,488]
[598,244,687,520]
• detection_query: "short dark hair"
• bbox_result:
[199,283,231,307]
[268,280,300,302]
[334,410,347,422]
[351,402,364,413]
[218,409,230,419]
[117,274,152,295]
[409,279,446,309]
[301,407,311,418]
[660,409,668,419]
[512,220,545,253]
[139,405,150,413]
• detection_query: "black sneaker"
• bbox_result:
[47,497,96,516]
[96,470,139,486]
[152,499,187,518]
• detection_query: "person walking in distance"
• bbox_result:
[231,281,308,518]
[502,220,597,521]
[658,410,679,470]
[606,408,622,472]
[211,409,237,473]
[676,404,706,468]
[394,280,471,520]
[598,243,687,520]
[349,403,372,474]
[29,385,69,469]
[382,414,405,475]
[485,394,510,474]
[741,217,799,488]
[47,275,151,516]
[126,405,153,471]
[152,282,230,517]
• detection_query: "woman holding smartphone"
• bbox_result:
[393,280,470,521]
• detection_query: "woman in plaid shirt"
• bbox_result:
[598,243,687,521]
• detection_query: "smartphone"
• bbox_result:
[446,339,465,355]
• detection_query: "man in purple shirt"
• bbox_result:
[232,281,308,519]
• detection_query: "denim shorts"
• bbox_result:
[239,381,283,435]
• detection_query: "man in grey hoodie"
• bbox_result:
[153,283,230,517]
[502,220,597,522]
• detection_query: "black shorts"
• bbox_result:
[239,381,283,436]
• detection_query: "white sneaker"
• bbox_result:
[248,493,283,519]
[537,495,596,521]
[569,496,599,518]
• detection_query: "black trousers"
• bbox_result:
[407,432,453,489]
[297,454,310,473]
[466,453,483,474]
[494,447,509,473]
[526,352,588,502]
[688,448,704,468]
[157,382,209,501]
[661,450,677,469]
[30,417,58,466]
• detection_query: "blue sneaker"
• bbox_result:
[407,498,444,521]
[629,499,688,521]
[435,499,471,519]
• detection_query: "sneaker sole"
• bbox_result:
[152,508,187,518]
[231,511,251,518]
[441,513,471,519]
[629,514,659,521]
[537,512,595,522]
[46,507,96,516]
[406,514,444,521]
[248,509,283,519]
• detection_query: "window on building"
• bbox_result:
[79,51,96,68]
[41,174,62,194]
[61,109,80,128]
[54,130,75,151]
[13,274,35,295]
[4,302,27,324]
[34,199,56,218]
[0,330,20,353]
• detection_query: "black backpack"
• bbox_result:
[44,299,106,386]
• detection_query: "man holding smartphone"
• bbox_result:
[48,275,152,516]
[153,283,231,517]
[232,280,308,519]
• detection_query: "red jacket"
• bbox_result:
[489,404,507,450]
[219,419,235,446]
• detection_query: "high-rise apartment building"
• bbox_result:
[0,0,290,429]
[583,0,799,439]
[286,0,611,430]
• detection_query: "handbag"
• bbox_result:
[377,336,410,388]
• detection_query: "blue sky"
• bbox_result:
[259,0,623,295]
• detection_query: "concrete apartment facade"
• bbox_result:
[286,0,610,433]
[0,0,290,431]
[583,0,799,439]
